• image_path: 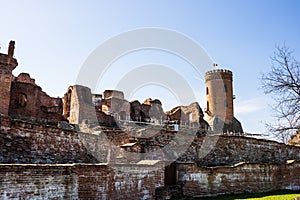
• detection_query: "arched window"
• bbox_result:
[18,93,27,107]
[224,85,227,93]
[206,87,209,95]
[207,101,209,111]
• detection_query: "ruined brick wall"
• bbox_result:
[179,135,300,166]
[95,110,117,126]
[177,161,300,197]
[0,41,18,116]
[1,115,300,198]
[143,98,165,122]
[0,164,77,199]
[130,100,165,123]
[167,102,207,128]
[9,73,62,123]
[1,114,300,165]
[64,85,97,125]
[103,97,130,119]
[0,115,142,164]
[0,163,164,200]
[0,116,96,163]
[103,89,124,100]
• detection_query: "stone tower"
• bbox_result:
[205,69,234,123]
[205,69,242,133]
[0,41,18,115]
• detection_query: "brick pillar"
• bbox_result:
[0,41,18,115]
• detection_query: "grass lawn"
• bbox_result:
[178,190,300,200]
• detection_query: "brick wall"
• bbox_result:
[9,77,62,124]
[0,115,141,164]
[0,115,96,164]
[1,115,300,165]
[1,115,300,198]
[179,135,300,166]
[0,163,164,200]
[177,161,300,197]
[0,53,17,116]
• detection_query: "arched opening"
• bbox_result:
[18,93,27,107]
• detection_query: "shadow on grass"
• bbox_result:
[173,190,300,200]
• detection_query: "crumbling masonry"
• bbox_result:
[0,41,299,199]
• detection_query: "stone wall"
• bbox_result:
[0,163,164,200]
[176,161,300,197]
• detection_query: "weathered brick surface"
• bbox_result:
[179,135,300,166]
[1,162,298,199]
[1,115,300,198]
[1,115,300,165]
[0,164,76,199]
[0,115,96,164]
[177,161,300,197]
[9,76,62,124]
[0,46,18,116]
[0,163,164,200]
[0,116,144,164]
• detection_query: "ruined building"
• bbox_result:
[0,41,62,124]
[62,85,168,127]
[0,41,299,199]
[166,102,209,130]
[0,41,240,134]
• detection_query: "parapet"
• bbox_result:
[206,69,233,74]
[14,73,36,85]
[103,90,124,100]
[0,40,18,70]
[205,69,233,82]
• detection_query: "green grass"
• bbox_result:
[176,190,300,200]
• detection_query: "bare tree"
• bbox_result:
[261,44,300,143]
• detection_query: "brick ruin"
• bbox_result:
[0,41,300,199]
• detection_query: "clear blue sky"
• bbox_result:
[1,0,300,136]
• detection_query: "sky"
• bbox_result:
[1,0,300,137]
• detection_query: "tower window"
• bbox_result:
[224,100,227,108]
[18,93,27,107]
[207,101,209,111]
[206,87,209,95]
[224,85,227,93]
